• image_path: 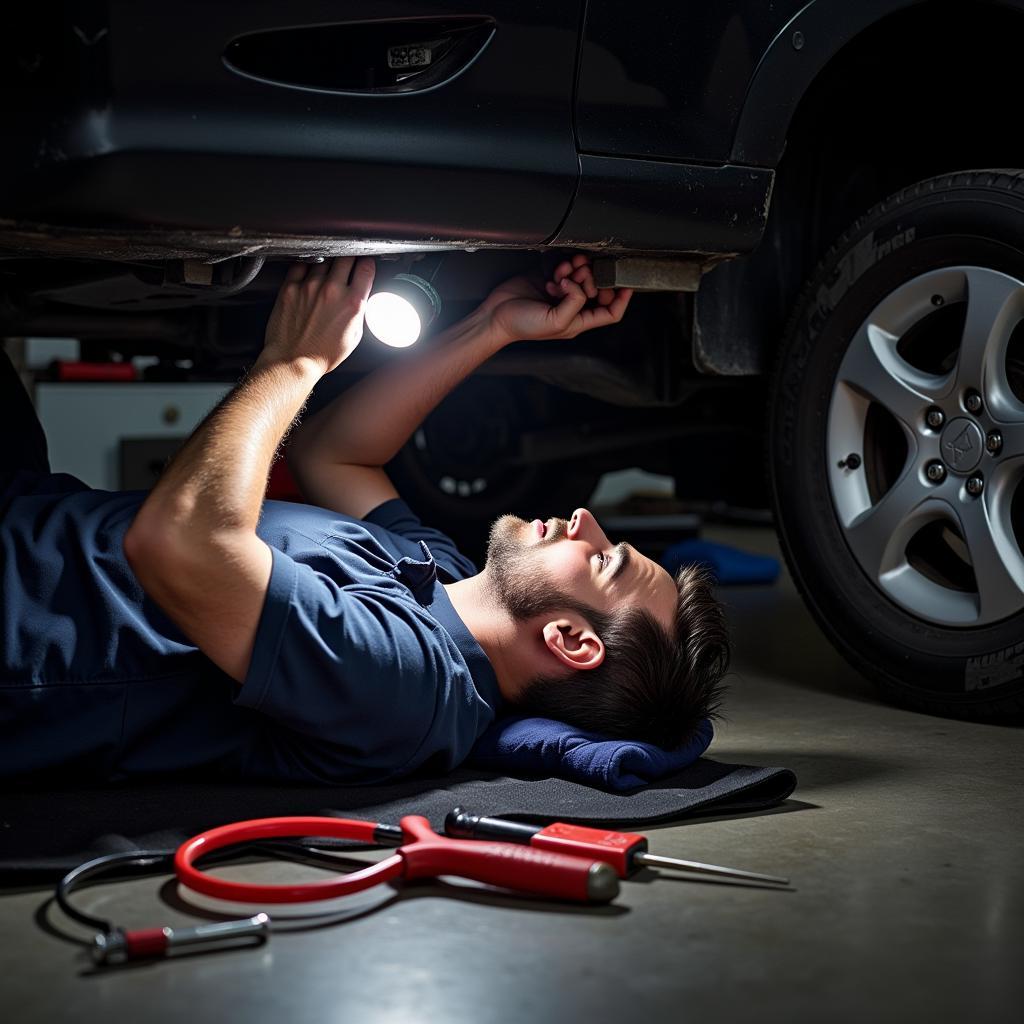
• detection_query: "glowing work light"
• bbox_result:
[365,273,441,348]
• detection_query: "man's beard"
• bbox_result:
[484,515,571,621]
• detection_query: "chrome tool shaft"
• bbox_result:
[634,852,789,885]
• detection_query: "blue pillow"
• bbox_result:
[469,716,714,791]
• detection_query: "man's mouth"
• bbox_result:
[532,519,546,539]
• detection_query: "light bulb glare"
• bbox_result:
[365,291,422,348]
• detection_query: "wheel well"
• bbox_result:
[697,0,1024,375]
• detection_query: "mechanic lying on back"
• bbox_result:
[0,255,728,784]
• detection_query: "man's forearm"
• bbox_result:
[132,354,322,541]
[289,307,506,470]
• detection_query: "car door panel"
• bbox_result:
[3,1,583,245]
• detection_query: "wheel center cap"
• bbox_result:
[939,417,984,474]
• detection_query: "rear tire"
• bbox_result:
[769,170,1024,719]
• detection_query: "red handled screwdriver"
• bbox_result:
[444,809,789,886]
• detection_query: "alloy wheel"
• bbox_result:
[827,266,1024,626]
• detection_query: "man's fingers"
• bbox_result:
[285,263,308,284]
[548,262,583,297]
[576,305,615,332]
[552,259,574,282]
[327,256,355,287]
[348,256,376,301]
[544,274,585,325]
[548,261,596,299]
[608,287,633,319]
[596,287,615,307]
[571,266,598,299]
[553,254,591,279]
[572,287,632,334]
[550,276,588,325]
[301,260,330,294]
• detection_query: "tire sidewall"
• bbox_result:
[770,180,1024,707]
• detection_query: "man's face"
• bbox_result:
[484,508,678,634]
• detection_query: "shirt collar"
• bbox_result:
[385,541,438,600]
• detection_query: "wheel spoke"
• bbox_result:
[998,421,1024,462]
[956,269,1023,410]
[954,485,1024,622]
[844,467,941,580]
[839,323,943,427]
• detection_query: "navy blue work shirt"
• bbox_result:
[0,470,502,784]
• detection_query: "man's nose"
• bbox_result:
[568,508,609,546]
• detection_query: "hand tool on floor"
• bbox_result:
[59,814,621,966]
[174,814,620,908]
[444,808,790,886]
[59,807,787,968]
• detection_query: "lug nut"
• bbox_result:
[925,407,945,429]
[986,430,1003,455]
[838,453,862,470]
[926,461,947,483]
[966,475,984,496]
[964,390,983,414]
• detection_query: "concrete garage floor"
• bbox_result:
[1,523,1022,1024]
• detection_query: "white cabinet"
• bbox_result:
[36,383,232,490]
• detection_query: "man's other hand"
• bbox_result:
[481,253,632,345]
[261,257,376,373]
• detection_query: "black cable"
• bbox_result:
[56,850,172,932]
[55,838,386,934]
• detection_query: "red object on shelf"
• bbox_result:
[53,361,137,382]
[266,458,304,501]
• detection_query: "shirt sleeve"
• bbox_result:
[363,497,478,581]
[234,545,461,780]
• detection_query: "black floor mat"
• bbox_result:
[0,757,796,883]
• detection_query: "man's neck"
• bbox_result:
[443,574,527,701]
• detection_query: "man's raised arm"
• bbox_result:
[123,257,376,682]
[287,254,632,520]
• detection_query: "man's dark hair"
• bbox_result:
[513,564,729,749]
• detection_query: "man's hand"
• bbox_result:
[481,253,632,346]
[261,257,376,373]
[285,253,631,524]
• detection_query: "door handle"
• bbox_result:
[224,17,495,95]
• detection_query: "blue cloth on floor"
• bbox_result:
[468,716,714,791]
[662,539,780,585]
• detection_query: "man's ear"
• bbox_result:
[541,615,605,672]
